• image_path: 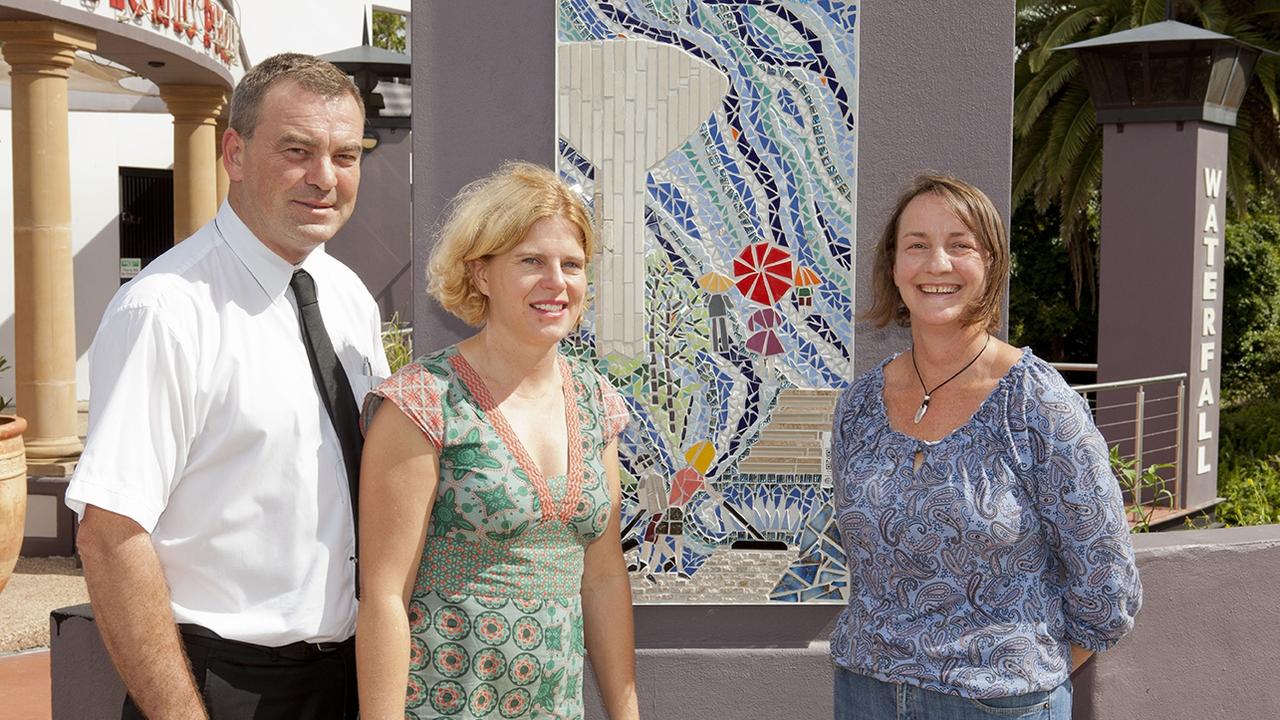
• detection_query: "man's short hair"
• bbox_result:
[427,162,596,327]
[228,53,363,138]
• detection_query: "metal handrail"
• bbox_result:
[1071,371,1189,510]
[1051,362,1099,373]
[1071,372,1187,393]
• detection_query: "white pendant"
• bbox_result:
[913,395,931,424]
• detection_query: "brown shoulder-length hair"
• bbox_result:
[861,174,1009,332]
[427,161,595,327]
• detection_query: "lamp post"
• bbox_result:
[1060,22,1269,512]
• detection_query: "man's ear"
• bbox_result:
[469,259,490,297]
[223,127,247,182]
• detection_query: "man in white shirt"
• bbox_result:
[68,54,389,720]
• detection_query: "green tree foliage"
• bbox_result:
[1008,201,1099,362]
[1222,197,1280,404]
[1217,396,1280,525]
[372,9,407,53]
[1015,0,1280,297]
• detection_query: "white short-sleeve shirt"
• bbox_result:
[67,202,390,646]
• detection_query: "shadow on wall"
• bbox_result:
[328,124,413,324]
[0,214,121,404]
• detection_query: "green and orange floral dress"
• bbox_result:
[366,345,630,720]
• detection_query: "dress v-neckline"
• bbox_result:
[448,350,586,525]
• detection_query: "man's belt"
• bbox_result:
[177,623,350,661]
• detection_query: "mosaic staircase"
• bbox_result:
[738,388,840,476]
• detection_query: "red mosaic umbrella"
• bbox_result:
[732,242,793,306]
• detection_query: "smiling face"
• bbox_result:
[892,192,990,330]
[471,215,588,348]
[223,80,364,264]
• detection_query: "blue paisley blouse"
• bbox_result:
[829,349,1142,699]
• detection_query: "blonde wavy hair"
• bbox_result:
[427,162,595,327]
[862,174,1009,333]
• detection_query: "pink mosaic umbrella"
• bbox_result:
[732,242,793,306]
[668,467,706,507]
[747,307,781,330]
[746,307,784,356]
[746,329,784,356]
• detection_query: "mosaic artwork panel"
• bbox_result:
[556,0,857,603]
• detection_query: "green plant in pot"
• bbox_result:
[0,355,28,594]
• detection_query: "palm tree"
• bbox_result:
[1014,0,1280,299]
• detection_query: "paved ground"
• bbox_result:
[0,558,85,719]
[0,650,51,720]
[0,557,88,654]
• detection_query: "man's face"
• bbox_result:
[223,81,364,264]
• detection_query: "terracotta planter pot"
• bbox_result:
[0,415,27,594]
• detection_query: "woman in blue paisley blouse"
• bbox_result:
[829,174,1141,719]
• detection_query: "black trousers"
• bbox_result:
[121,628,357,720]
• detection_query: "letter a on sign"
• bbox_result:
[1198,376,1214,407]
[1204,203,1219,234]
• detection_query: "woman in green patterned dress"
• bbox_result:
[356,162,640,720]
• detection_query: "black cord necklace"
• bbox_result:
[910,334,991,424]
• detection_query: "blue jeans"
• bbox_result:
[833,666,1071,720]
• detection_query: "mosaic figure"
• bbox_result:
[625,469,670,579]
[697,271,735,355]
[794,266,822,310]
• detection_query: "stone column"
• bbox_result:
[215,116,229,206]
[159,85,226,243]
[0,21,97,462]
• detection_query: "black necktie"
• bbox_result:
[291,268,363,597]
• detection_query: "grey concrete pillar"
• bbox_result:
[1097,121,1227,509]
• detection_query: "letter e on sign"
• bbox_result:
[1203,270,1218,301]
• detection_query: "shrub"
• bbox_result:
[1215,397,1280,527]
[381,313,414,373]
[1008,202,1098,362]
[1222,210,1280,405]
[1108,445,1174,533]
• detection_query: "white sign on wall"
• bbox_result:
[1197,166,1222,475]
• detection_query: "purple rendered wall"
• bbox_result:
[47,527,1280,718]
[412,0,558,354]
[852,0,1015,374]
[1072,525,1280,720]
[329,124,414,324]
